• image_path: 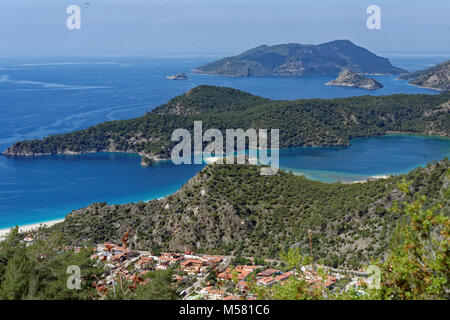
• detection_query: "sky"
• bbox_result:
[1,0,449,56]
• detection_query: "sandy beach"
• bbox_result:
[0,218,65,239]
[346,175,390,184]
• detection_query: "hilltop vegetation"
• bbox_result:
[258,178,450,300]
[44,159,449,269]
[3,161,448,300]
[195,40,406,77]
[4,86,450,163]
[0,229,103,300]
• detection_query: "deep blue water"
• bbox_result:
[0,54,449,228]
[0,154,203,229]
[0,55,441,151]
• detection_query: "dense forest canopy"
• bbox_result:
[44,159,449,269]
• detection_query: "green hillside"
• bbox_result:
[45,159,449,269]
[4,86,450,164]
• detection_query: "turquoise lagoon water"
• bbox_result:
[279,134,450,183]
[0,55,449,228]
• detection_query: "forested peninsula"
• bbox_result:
[4,86,450,165]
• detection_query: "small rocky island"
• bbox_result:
[326,70,384,90]
[166,73,188,80]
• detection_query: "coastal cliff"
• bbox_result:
[326,70,384,90]
[398,60,450,91]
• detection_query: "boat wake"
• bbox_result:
[0,74,111,90]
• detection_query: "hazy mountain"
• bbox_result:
[195,40,406,77]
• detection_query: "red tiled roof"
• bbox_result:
[181,259,204,267]
[275,271,293,281]
[205,286,225,296]
[257,268,279,277]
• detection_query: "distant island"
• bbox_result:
[194,40,406,77]
[326,70,384,90]
[398,60,450,91]
[166,73,188,80]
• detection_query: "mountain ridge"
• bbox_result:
[195,40,407,77]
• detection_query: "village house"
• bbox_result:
[257,276,277,286]
[199,255,223,265]
[154,253,183,269]
[135,256,154,271]
[256,268,282,279]
[299,267,338,290]
[217,265,261,283]
[199,286,226,300]
[183,252,202,260]
[157,253,183,263]
[180,258,209,275]
[257,271,294,286]
[155,260,171,270]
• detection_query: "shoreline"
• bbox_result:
[384,131,450,140]
[3,132,448,159]
[407,82,443,91]
[1,135,448,233]
[345,175,390,184]
[0,218,65,239]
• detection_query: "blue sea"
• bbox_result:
[0,54,449,229]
